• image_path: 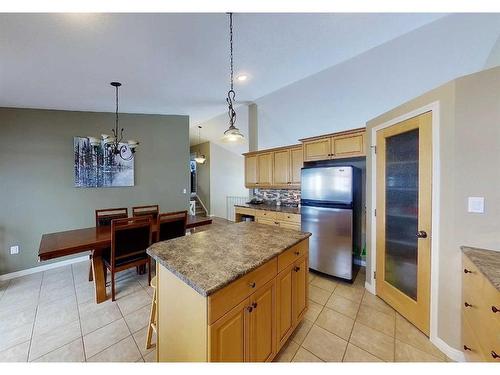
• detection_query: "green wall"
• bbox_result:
[0,107,190,275]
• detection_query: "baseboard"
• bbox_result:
[431,335,465,362]
[364,281,376,295]
[0,255,89,281]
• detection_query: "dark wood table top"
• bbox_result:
[38,215,213,261]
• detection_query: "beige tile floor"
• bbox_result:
[0,260,156,362]
[0,261,449,363]
[275,268,451,362]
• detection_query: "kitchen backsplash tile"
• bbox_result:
[253,189,301,204]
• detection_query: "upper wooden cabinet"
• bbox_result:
[243,145,303,189]
[245,155,258,187]
[257,153,274,186]
[300,128,366,162]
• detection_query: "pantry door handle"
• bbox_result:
[492,306,499,313]
[416,230,427,239]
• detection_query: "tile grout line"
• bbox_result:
[341,287,364,362]
[72,264,87,362]
[26,272,44,362]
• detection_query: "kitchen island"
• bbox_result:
[147,221,311,362]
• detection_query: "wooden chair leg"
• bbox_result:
[146,287,156,350]
[88,255,93,282]
[111,271,116,302]
[148,258,151,286]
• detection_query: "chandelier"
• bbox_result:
[222,13,245,142]
[88,82,139,161]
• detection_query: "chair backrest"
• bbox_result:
[95,208,128,227]
[157,211,188,242]
[110,217,152,268]
[132,205,159,221]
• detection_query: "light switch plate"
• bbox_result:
[10,245,19,255]
[468,197,485,213]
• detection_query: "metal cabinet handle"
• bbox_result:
[463,345,471,351]
[492,306,499,313]
[294,266,301,272]
[416,230,428,238]
[247,306,253,313]
[249,282,256,288]
[464,302,473,308]
[464,268,473,274]
[252,302,258,309]
[274,221,280,225]
[492,351,499,359]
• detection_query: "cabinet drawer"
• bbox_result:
[256,217,280,227]
[208,258,277,324]
[483,280,500,327]
[255,210,277,220]
[462,255,484,300]
[278,221,301,231]
[463,314,487,362]
[235,207,256,217]
[276,212,300,223]
[278,240,308,272]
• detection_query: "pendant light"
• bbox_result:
[89,82,139,160]
[194,126,207,164]
[222,13,245,143]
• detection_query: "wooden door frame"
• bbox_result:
[368,101,449,355]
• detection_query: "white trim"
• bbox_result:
[364,281,376,295]
[0,255,89,281]
[368,101,461,359]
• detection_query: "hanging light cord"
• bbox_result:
[226,12,237,128]
[112,84,124,146]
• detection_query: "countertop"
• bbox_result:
[147,221,311,297]
[461,246,500,291]
[235,203,301,215]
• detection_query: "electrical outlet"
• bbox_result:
[10,245,19,255]
[468,197,485,213]
[182,188,187,194]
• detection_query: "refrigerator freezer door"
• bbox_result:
[301,205,353,280]
[301,166,353,204]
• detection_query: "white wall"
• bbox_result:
[209,142,248,219]
[254,13,500,149]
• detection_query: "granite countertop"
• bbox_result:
[147,222,311,297]
[235,203,301,215]
[461,246,500,291]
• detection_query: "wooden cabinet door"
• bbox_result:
[257,152,273,186]
[292,257,308,323]
[276,264,294,349]
[290,147,303,185]
[247,279,276,362]
[245,155,258,187]
[209,299,248,362]
[273,150,290,186]
[303,138,331,162]
[331,132,365,158]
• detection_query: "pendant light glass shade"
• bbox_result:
[223,125,244,142]
[194,154,206,164]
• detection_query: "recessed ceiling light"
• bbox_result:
[236,74,248,82]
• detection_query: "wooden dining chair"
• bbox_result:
[88,208,129,281]
[157,210,188,242]
[132,205,159,221]
[105,217,153,301]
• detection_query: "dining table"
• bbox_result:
[38,215,213,303]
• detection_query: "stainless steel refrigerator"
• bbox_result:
[301,166,361,281]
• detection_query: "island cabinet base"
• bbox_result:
[156,238,309,362]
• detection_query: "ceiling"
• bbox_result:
[0,13,445,133]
